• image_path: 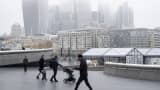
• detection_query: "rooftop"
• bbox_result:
[138,48,160,56]
[0,68,159,90]
[104,48,133,57]
[83,48,110,57]
[84,48,160,57]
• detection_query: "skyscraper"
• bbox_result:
[38,0,48,34]
[23,0,39,36]
[75,0,92,28]
[98,0,113,28]
[72,0,78,28]
[48,6,61,34]
[23,0,48,36]
[60,0,74,30]
[48,0,74,33]
[48,0,92,31]
[91,11,99,27]
[115,2,134,29]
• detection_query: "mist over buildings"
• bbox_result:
[1,0,160,35]
[22,0,134,35]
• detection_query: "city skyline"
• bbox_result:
[1,0,160,35]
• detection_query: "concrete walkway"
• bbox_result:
[0,68,159,90]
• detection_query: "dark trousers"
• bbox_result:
[50,69,58,81]
[75,76,92,90]
[23,64,27,72]
[42,70,47,80]
[37,68,43,78]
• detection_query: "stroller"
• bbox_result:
[62,67,76,83]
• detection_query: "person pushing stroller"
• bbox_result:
[49,56,76,83]
[49,56,62,82]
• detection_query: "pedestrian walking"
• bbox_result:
[49,56,61,82]
[74,54,93,90]
[23,56,28,72]
[36,55,45,80]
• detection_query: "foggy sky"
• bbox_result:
[0,0,160,35]
[0,0,23,35]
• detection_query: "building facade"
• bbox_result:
[57,28,110,56]
[115,2,134,29]
[98,0,113,28]
[10,23,25,38]
[48,6,61,34]
[76,0,92,28]
[108,28,160,48]
[23,0,48,36]
[57,28,160,56]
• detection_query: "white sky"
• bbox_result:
[0,0,160,35]
[0,0,23,35]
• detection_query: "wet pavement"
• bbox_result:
[0,68,159,90]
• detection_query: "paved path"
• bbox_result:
[0,68,160,90]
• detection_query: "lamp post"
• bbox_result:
[61,37,64,56]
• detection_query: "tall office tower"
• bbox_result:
[60,0,75,30]
[115,2,134,29]
[98,0,113,28]
[75,0,92,28]
[91,11,99,27]
[48,6,61,34]
[23,0,39,36]
[72,0,78,28]
[38,0,48,34]
[23,0,48,36]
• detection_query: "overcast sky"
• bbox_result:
[0,0,23,35]
[0,0,160,35]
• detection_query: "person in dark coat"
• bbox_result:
[36,55,45,79]
[22,46,25,50]
[50,56,61,82]
[74,54,93,90]
[23,56,28,72]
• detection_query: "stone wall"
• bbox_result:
[104,63,160,81]
[0,49,53,66]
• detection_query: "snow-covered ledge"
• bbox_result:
[104,62,160,81]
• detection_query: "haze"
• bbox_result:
[0,0,160,35]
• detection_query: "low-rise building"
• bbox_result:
[10,23,25,38]
[108,28,160,48]
[138,48,160,64]
[57,28,110,56]
[83,48,160,65]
